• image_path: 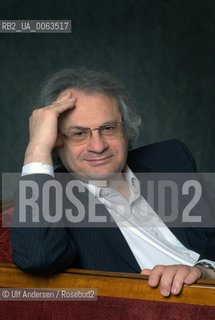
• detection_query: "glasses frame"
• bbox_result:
[59,121,125,146]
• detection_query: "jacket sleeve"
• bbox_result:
[10,173,77,275]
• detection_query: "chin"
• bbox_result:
[82,170,118,182]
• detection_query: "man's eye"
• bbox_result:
[72,131,87,137]
[103,126,115,132]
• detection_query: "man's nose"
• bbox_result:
[87,131,108,153]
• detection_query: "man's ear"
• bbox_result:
[55,135,64,149]
[52,137,64,166]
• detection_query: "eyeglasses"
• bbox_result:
[60,121,125,146]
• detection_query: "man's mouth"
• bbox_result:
[85,155,113,164]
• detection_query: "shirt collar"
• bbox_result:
[81,165,141,199]
[124,165,141,196]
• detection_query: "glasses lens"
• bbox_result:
[66,128,90,145]
[100,122,123,138]
[64,122,124,145]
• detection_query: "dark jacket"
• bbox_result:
[10,140,215,275]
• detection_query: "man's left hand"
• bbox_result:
[141,264,204,297]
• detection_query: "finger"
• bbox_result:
[170,267,191,295]
[30,98,76,123]
[141,269,151,275]
[52,97,77,116]
[54,90,74,104]
[184,267,202,285]
[147,265,165,288]
[159,267,177,297]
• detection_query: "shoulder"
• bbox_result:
[127,139,197,172]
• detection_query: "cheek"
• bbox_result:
[58,146,83,172]
[62,144,85,163]
[111,139,128,155]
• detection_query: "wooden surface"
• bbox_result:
[1,200,215,307]
[0,262,215,306]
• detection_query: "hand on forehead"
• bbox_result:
[58,90,121,131]
[55,89,75,103]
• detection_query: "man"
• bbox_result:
[11,68,215,297]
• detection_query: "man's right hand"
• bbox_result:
[24,91,76,165]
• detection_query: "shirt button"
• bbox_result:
[103,191,109,196]
[154,231,159,236]
[185,252,190,256]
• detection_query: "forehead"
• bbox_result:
[58,89,121,129]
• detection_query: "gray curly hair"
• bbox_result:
[36,68,141,158]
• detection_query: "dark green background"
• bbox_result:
[1,0,215,179]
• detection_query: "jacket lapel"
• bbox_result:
[89,158,151,273]
[100,226,141,273]
[57,161,150,273]
[77,189,142,273]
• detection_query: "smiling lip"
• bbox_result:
[85,155,113,164]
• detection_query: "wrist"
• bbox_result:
[195,262,215,280]
[24,143,53,166]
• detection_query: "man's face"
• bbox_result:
[57,90,128,181]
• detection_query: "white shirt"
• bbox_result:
[22,162,215,269]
